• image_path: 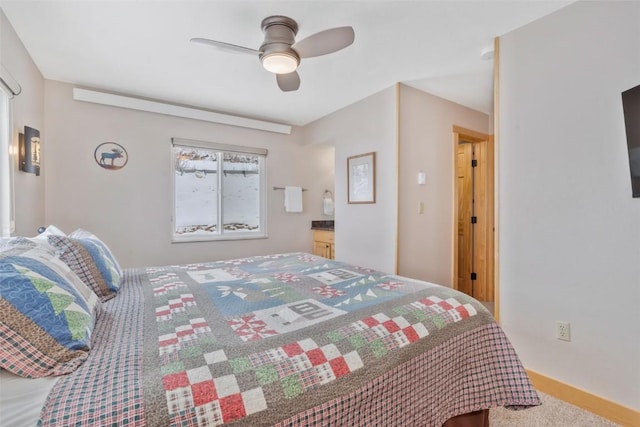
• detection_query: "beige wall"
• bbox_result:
[397,84,489,286]
[1,9,45,236]
[43,81,334,268]
[4,4,489,287]
[303,86,398,273]
[499,0,640,410]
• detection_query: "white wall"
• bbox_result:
[499,0,640,409]
[0,9,45,236]
[44,81,334,268]
[303,86,397,273]
[397,84,489,286]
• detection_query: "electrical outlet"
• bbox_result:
[556,321,571,342]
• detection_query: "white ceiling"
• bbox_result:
[0,1,573,127]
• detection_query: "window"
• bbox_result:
[172,138,267,242]
[0,86,14,237]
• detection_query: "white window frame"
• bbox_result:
[0,85,15,237]
[171,137,267,242]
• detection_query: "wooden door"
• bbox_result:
[312,230,335,259]
[457,142,474,296]
[453,127,494,304]
[313,241,331,258]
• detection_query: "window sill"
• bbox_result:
[171,232,267,243]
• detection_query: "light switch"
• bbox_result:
[417,171,426,185]
[418,201,425,214]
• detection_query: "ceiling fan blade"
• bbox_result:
[293,26,355,59]
[276,71,300,92]
[190,38,259,56]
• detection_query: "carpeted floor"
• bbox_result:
[451,300,617,426]
[489,392,620,426]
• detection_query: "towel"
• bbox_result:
[323,197,334,216]
[284,186,303,213]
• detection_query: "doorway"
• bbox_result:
[452,126,494,307]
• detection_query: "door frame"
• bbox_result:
[452,125,494,303]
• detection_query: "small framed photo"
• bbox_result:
[347,152,376,204]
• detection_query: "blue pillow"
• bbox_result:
[69,229,123,273]
[0,240,100,378]
[48,235,122,301]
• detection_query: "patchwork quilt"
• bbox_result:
[38,253,540,426]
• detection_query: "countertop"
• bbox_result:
[311,220,334,231]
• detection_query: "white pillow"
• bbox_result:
[35,225,67,238]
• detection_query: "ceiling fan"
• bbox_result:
[191,16,355,92]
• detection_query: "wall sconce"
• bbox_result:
[19,126,40,176]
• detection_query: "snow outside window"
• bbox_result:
[172,140,267,242]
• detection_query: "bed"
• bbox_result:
[0,232,540,426]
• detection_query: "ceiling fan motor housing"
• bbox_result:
[259,16,300,73]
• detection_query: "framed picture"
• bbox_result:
[347,152,376,204]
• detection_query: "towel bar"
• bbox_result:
[273,186,308,191]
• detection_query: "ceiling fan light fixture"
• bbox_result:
[261,51,299,74]
[193,15,354,92]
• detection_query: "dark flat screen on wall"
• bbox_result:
[622,84,640,198]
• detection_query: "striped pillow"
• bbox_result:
[48,234,122,301]
[0,239,101,378]
[69,229,123,273]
